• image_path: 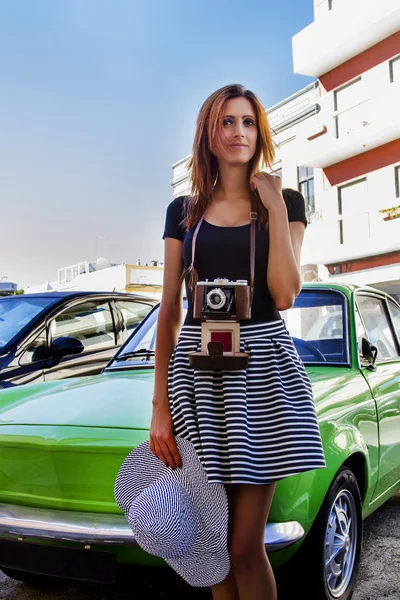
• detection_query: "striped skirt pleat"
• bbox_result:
[168,320,326,484]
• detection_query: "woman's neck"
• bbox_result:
[213,163,251,202]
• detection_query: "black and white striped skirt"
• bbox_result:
[168,320,326,485]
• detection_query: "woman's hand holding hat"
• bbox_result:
[149,402,182,469]
[114,437,229,587]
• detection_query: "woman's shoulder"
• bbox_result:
[166,195,186,214]
[282,188,305,205]
[163,196,187,241]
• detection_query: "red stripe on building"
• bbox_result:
[320,31,400,92]
[324,139,400,186]
[327,252,400,274]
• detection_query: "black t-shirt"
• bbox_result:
[163,189,307,325]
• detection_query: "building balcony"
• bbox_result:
[171,155,191,197]
[297,85,400,168]
[0,281,17,296]
[293,0,400,78]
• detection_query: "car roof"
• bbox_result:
[1,291,157,302]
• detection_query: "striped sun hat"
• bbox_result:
[114,437,230,587]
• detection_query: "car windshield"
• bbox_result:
[108,289,348,369]
[108,306,183,368]
[281,289,348,364]
[0,296,57,348]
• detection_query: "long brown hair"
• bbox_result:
[183,84,275,230]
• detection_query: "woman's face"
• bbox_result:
[214,96,258,166]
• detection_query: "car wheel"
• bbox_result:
[278,467,363,600]
[0,567,60,585]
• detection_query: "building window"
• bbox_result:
[389,56,400,83]
[395,166,400,199]
[337,179,369,245]
[333,78,367,139]
[298,166,315,214]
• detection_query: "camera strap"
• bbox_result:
[181,200,257,297]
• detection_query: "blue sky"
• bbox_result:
[0,0,314,288]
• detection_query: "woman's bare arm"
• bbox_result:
[267,209,305,310]
[149,237,184,468]
[250,173,305,311]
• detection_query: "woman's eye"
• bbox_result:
[244,118,255,126]
[223,118,233,127]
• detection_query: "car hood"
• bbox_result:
[0,371,154,430]
[0,366,365,513]
[0,365,359,430]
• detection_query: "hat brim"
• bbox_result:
[165,543,231,587]
[114,437,230,587]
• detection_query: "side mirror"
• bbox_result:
[361,337,378,371]
[49,336,84,358]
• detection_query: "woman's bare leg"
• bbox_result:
[211,570,240,600]
[211,482,277,600]
[211,484,239,600]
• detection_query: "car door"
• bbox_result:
[43,299,118,381]
[356,292,400,499]
[0,329,47,387]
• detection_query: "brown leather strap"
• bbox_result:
[176,204,257,304]
[190,216,203,286]
[250,202,257,291]
[174,216,203,303]
[190,207,256,289]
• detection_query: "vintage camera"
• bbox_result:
[193,278,252,321]
[189,278,252,371]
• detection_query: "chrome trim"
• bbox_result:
[264,521,304,551]
[0,504,136,546]
[0,503,303,552]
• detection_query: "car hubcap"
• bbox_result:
[325,488,358,597]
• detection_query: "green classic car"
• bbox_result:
[0,283,399,600]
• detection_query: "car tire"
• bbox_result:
[277,467,363,600]
[0,567,61,586]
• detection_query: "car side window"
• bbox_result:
[20,330,48,364]
[49,301,116,352]
[117,300,154,339]
[354,308,367,362]
[388,301,400,341]
[356,295,399,361]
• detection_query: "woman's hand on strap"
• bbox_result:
[250,171,286,212]
[149,401,182,469]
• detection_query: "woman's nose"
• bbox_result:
[233,124,245,138]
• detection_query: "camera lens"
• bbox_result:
[206,288,226,310]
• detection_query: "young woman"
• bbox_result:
[149,84,326,600]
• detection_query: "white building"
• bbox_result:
[0,278,18,296]
[26,258,164,300]
[171,0,400,302]
[293,0,400,300]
